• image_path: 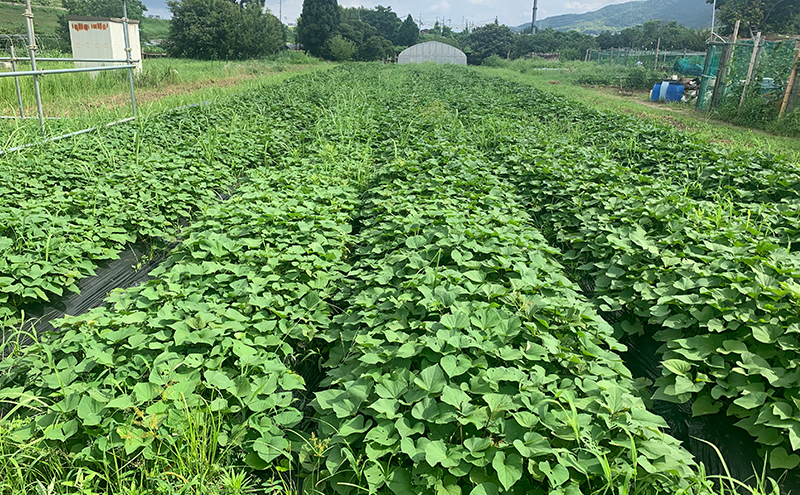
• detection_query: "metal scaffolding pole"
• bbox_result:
[9,45,25,118]
[122,0,137,117]
[0,65,137,78]
[1,57,140,63]
[0,117,135,156]
[23,0,44,132]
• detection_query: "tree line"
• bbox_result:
[165,0,283,59]
[55,0,284,59]
[295,1,717,64]
[296,2,418,61]
[707,0,800,36]
[53,0,797,62]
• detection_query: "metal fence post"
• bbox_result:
[122,0,137,117]
[9,44,25,118]
[24,0,44,132]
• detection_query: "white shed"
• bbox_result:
[398,41,467,66]
[67,16,142,73]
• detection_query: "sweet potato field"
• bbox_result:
[1,64,799,495]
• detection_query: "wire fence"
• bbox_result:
[0,34,65,54]
[697,37,800,118]
[587,48,706,72]
[0,1,138,133]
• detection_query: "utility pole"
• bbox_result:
[653,37,660,70]
[709,0,718,41]
[531,0,538,34]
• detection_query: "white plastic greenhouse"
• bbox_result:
[398,41,467,65]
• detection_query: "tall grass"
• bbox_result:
[483,57,664,89]
[0,54,321,116]
[0,53,325,149]
[0,399,266,495]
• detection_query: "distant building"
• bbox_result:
[398,41,467,65]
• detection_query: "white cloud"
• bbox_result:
[429,1,451,13]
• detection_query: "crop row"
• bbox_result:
[508,152,800,470]
[0,64,722,494]
[312,150,698,494]
[5,62,800,493]
[0,73,343,334]
[387,67,800,473]
[0,68,379,493]
[0,109,259,332]
[459,85,800,470]
[0,159,361,482]
[385,66,800,476]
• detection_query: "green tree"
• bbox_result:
[396,14,419,47]
[62,0,146,19]
[707,0,800,34]
[339,17,376,43]
[326,34,356,61]
[467,21,514,65]
[594,21,708,51]
[296,0,339,58]
[357,35,393,61]
[512,28,598,60]
[166,0,283,59]
[359,5,402,42]
[336,14,394,61]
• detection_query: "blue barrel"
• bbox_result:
[651,82,684,102]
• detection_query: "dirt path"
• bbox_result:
[582,84,789,146]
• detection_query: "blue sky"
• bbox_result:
[141,0,634,28]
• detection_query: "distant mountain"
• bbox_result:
[514,0,714,34]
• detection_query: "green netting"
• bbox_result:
[673,55,705,77]
[0,34,64,54]
[697,44,724,110]
[588,49,706,70]
[696,38,799,114]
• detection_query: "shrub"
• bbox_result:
[326,35,357,61]
[481,54,506,68]
[166,0,284,60]
[624,66,661,90]
[773,107,800,137]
